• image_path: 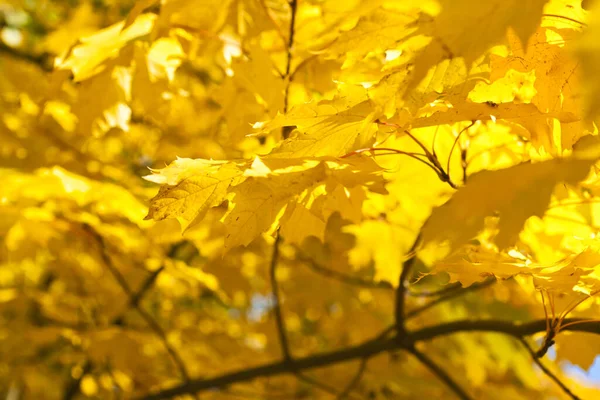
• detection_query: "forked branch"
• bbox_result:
[519,338,581,400]
[139,318,600,399]
[406,345,472,400]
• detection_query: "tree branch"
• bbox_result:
[337,357,368,399]
[0,42,54,71]
[282,0,298,139]
[395,236,420,335]
[63,236,167,400]
[298,252,393,290]
[82,226,194,392]
[406,345,472,400]
[138,318,600,399]
[405,278,496,319]
[519,338,581,400]
[407,282,463,297]
[63,361,93,400]
[269,232,291,361]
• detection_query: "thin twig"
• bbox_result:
[542,13,587,27]
[297,373,340,397]
[461,147,468,184]
[114,266,164,326]
[270,232,291,361]
[342,147,442,175]
[406,345,472,400]
[405,278,497,319]
[272,235,350,397]
[519,338,581,400]
[446,121,475,180]
[395,236,421,335]
[374,120,459,188]
[407,282,462,297]
[83,226,194,384]
[282,0,298,138]
[337,357,369,399]
[63,361,92,400]
[0,42,54,71]
[63,242,167,400]
[298,253,392,290]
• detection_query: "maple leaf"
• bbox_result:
[408,0,548,89]
[259,94,378,157]
[7,1,600,399]
[420,154,597,263]
[223,160,328,248]
[56,13,156,81]
[144,160,244,230]
[576,1,600,118]
[322,8,420,65]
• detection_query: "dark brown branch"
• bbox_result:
[0,42,54,71]
[407,282,462,297]
[337,357,368,399]
[461,147,468,184]
[139,331,394,400]
[405,278,496,319]
[83,226,193,383]
[139,318,600,400]
[296,373,341,398]
[519,338,581,400]
[298,253,392,290]
[395,236,420,335]
[406,345,472,400]
[273,237,340,396]
[113,266,164,326]
[281,0,298,139]
[409,318,600,341]
[63,242,166,400]
[374,120,458,188]
[63,361,92,400]
[270,232,291,361]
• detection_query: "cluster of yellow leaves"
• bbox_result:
[4,0,600,398]
[144,155,386,248]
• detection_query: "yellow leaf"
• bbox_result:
[421,156,596,263]
[409,0,548,88]
[57,13,156,81]
[159,0,234,32]
[232,44,285,113]
[556,332,600,371]
[224,162,328,249]
[280,204,326,244]
[144,157,229,185]
[265,98,377,158]
[577,2,600,118]
[322,9,419,66]
[145,163,243,231]
[44,3,101,55]
[123,0,159,31]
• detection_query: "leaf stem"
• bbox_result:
[447,121,475,181]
